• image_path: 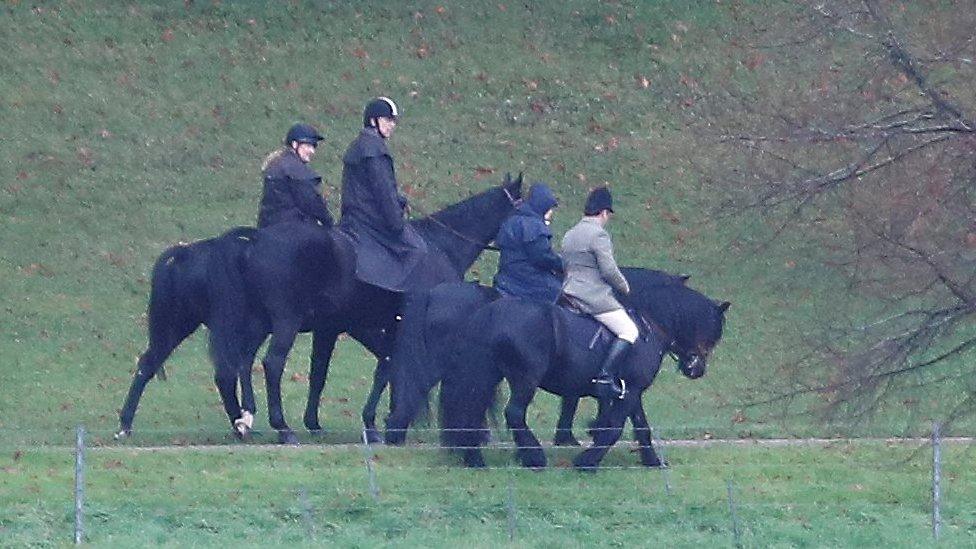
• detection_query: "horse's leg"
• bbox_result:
[553,396,582,446]
[504,383,546,469]
[361,356,392,444]
[573,396,634,470]
[629,399,664,467]
[234,326,267,439]
[117,323,196,439]
[304,329,339,433]
[214,359,244,439]
[354,326,396,444]
[262,320,302,444]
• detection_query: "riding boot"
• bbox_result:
[593,338,631,401]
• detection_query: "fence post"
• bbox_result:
[932,421,942,541]
[506,477,517,542]
[649,425,671,497]
[361,429,380,502]
[726,479,742,548]
[298,487,315,541]
[74,425,85,545]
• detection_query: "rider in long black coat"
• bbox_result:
[257,123,334,228]
[339,97,435,292]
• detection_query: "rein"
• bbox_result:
[636,311,681,363]
[408,186,522,253]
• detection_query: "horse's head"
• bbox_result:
[622,275,730,380]
[673,300,730,379]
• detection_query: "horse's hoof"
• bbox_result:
[553,433,581,447]
[520,452,547,469]
[303,416,321,432]
[639,453,665,468]
[233,411,254,441]
[462,450,486,468]
[364,428,382,445]
[278,431,300,445]
[384,430,407,446]
[114,430,130,441]
[572,453,599,472]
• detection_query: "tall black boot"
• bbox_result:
[593,338,631,401]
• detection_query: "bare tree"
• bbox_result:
[696,1,976,425]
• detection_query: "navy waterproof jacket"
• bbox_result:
[257,149,334,229]
[493,183,564,303]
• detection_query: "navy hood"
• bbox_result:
[525,182,558,216]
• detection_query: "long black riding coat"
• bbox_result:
[339,127,435,292]
[257,149,335,228]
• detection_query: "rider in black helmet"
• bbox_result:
[340,97,436,292]
[256,123,334,228]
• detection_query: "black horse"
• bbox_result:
[438,278,730,469]
[117,175,523,443]
[384,268,690,446]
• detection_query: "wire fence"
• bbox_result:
[2,422,974,545]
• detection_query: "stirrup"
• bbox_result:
[592,377,627,399]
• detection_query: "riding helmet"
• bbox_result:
[284,123,325,146]
[363,96,400,127]
[583,186,614,215]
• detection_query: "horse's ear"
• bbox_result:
[516,172,524,186]
[503,172,511,185]
[717,301,731,313]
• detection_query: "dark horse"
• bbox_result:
[117,175,523,443]
[438,277,730,469]
[384,268,690,446]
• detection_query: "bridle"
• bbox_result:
[636,311,702,371]
[411,184,522,253]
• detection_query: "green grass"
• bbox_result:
[2,1,975,545]
[3,442,975,547]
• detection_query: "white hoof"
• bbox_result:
[114,430,129,440]
[234,411,254,436]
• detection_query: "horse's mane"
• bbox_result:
[617,268,723,346]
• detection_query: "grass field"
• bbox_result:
[4,441,976,547]
[2,1,974,545]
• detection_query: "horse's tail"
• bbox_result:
[385,288,436,444]
[439,309,504,451]
[142,239,215,381]
[119,236,227,434]
[205,227,259,376]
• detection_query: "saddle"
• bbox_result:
[555,294,643,351]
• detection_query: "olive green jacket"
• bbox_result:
[559,217,630,314]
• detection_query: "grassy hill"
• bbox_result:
[4,1,976,545]
[3,0,956,444]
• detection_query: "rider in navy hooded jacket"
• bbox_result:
[493,182,563,304]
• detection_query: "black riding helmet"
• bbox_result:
[584,186,614,215]
[284,123,324,146]
[363,97,399,127]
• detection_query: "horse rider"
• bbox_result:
[560,186,636,400]
[257,123,334,229]
[340,97,436,292]
[493,182,564,304]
